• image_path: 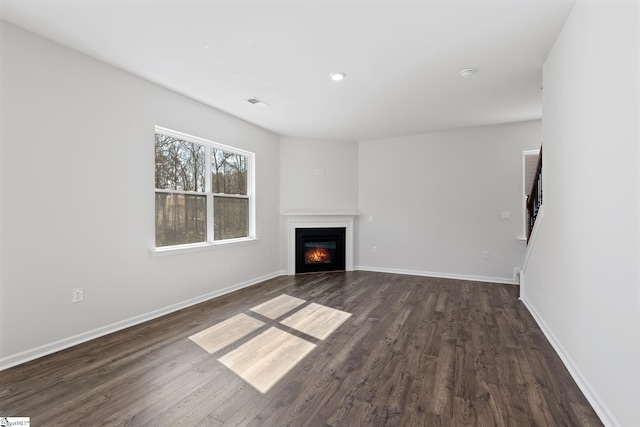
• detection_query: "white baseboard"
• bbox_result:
[519,295,618,427]
[0,271,284,372]
[355,265,519,285]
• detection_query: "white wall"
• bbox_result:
[279,136,359,213]
[0,22,281,368]
[358,121,541,283]
[521,1,640,426]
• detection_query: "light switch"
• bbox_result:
[500,211,510,220]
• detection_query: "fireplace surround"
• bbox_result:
[283,213,357,275]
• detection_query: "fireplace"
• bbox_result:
[295,228,346,274]
[284,213,357,275]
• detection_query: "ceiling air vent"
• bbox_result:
[246,97,270,108]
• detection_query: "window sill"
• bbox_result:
[150,237,260,257]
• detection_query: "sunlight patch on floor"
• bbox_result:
[219,327,316,394]
[281,302,352,340]
[250,294,307,319]
[189,294,351,393]
[189,313,265,354]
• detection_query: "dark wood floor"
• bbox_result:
[1,271,602,426]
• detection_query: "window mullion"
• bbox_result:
[205,145,214,243]
[155,188,203,195]
[211,193,250,199]
[248,153,255,238]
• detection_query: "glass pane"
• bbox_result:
[212,149,247,195]
[155,134,206,192]
[214,196,248,240]
[155,193,206,246]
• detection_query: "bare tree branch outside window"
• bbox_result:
[155,134,206,246]
[212,148,248,239]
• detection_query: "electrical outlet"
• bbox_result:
[372,246,377,253]
[72,288,83,303]
[482,251,489,260]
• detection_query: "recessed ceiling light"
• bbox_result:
[459,68,476,78]
[329,72,346,81]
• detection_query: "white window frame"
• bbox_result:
[152,126,256,254]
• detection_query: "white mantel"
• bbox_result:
[283,213,358,275]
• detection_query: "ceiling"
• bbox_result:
[0,0,575,142]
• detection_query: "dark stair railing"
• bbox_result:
[526,147,542,242]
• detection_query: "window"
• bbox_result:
[154,126,254,248]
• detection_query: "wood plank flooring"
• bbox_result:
[0,271,603,426]
[189,313,265,355]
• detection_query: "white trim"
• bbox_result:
[0,270,283,372]
[355,265,520,285]
[284,213,358,275]
[513,267,521,285]
[150,237,260,257]
[205,144,214,242]
[519,295,618,427]
[247,148,256,240]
